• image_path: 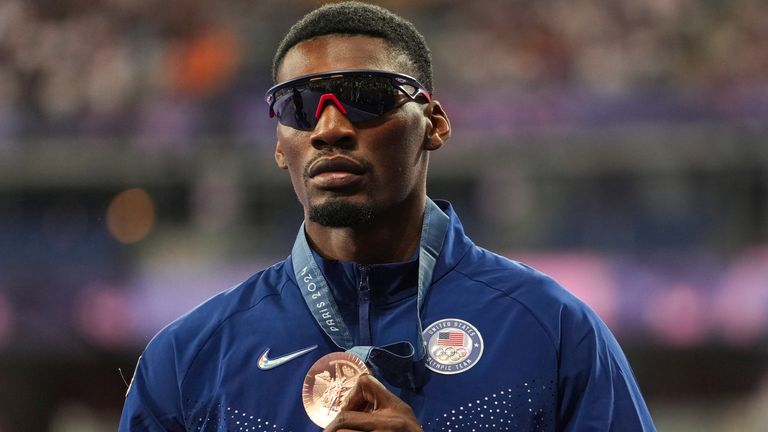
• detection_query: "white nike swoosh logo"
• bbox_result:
[257,345,318,370]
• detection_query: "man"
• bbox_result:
[120,2,655,431]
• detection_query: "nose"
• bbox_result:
[310,96,356,150]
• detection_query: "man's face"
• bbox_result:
[273,35,445,227]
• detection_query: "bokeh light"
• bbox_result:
[646,283,708,346]
[74,283,134,349]
[106,188,156,244]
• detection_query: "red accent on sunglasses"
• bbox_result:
[315,93,348,119]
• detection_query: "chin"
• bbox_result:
[308,198,376,228]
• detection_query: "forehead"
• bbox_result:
[276,35,407,82]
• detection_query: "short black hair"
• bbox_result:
[272,1,433,93]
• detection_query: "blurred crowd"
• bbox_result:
[0,0,251,146]
[0,0,766,144]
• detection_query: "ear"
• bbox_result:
[423,100,451,151]
[274,138,288,170]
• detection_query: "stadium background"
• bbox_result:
[0,0,767,430]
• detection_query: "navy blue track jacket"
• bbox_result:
[120,200,655,431]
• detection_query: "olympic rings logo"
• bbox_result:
[433,346,469,362]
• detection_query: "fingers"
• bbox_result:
[324,410,374,431]
[342,374,399,412]
[323,410,417,432]
[322,375,422,432]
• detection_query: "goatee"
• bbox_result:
[309,200,375,227]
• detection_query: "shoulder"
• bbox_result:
[121,259,294,427]
[140,259,292,376]
[458,252,654,429]
[453,244,586,311]
[451,245,607,348]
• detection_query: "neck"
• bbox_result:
[305,195,426,264]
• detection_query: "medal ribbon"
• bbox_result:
[292,198,449,390]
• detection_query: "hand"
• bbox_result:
[323,374,423,432]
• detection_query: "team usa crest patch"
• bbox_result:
[423,318,483,374]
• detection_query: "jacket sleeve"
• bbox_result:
[556,303,656,431]
[119,332,188,431]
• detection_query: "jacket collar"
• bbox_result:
[286,199,473,305]
[312,251,419,306]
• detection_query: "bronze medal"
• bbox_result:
[302,351,370,428]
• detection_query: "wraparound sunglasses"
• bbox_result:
[265,69,431,131]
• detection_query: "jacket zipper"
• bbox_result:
[358,265,372,346]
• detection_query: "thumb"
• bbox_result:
[340,374,393,412]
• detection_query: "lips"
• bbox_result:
[307,156,367,190]
[308,156,366,178]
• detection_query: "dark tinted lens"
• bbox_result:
[272,87,321,130]
[271,75,399,130]
[309,75,398,115]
